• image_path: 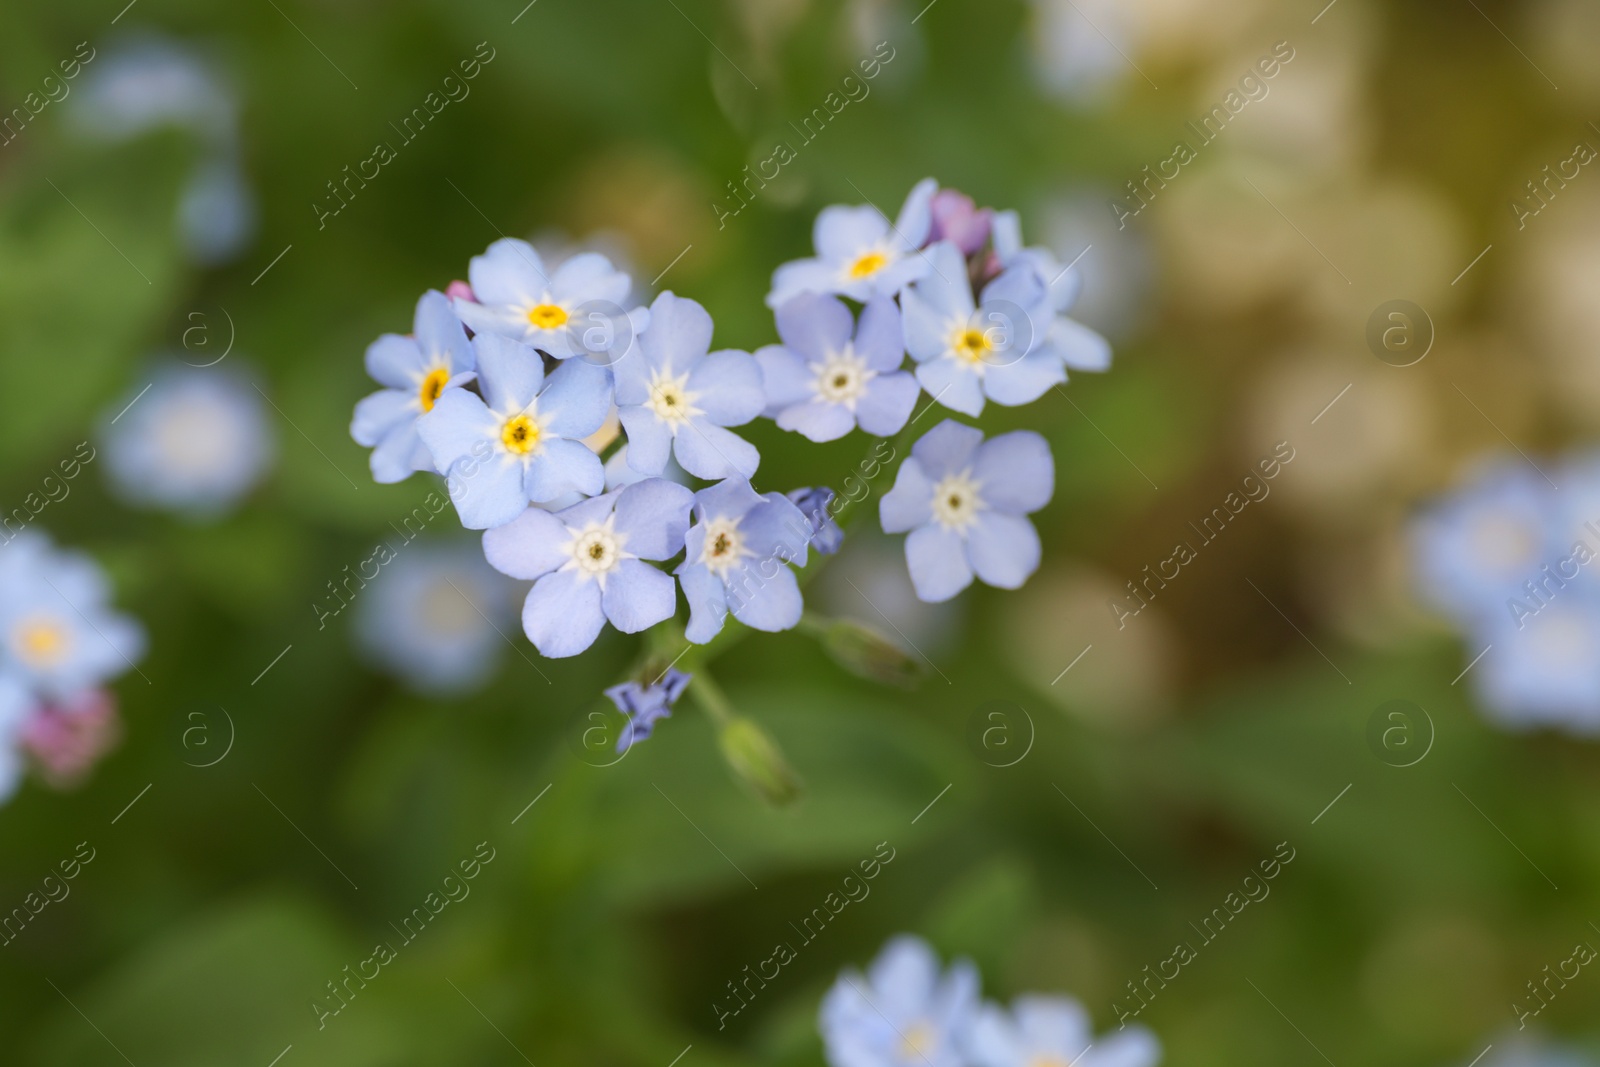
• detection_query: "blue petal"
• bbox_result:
[351,388,414,447]
[526,438,604,502]
[894,177,939,247]
[417,388,495,470]
[855,295,906,372]
[967,512,1041,589]
[452,299,529,344]
[973,431,1054,514]
[678,563,728,644]
[767,257,838,308]
[979,262,1049,313]
[740,494,813,568]
[911,419,985,477]
[815,204,889,261]
[365,333,422,389]
[618,406,672,475]
[694,477,764,523]
[1048,316,1113,372]
[602,559,676,633]
[640,291,713,375]
[549,251,630,306]
[522,571,605,657]
[468,237,549,306]
[756,344,813,412]
[906,242,975,323]
[447,453,528,530]
[982,352,1065,408]
[778,399,855,442]
[687,349,763,426]
[726,561,803,632]
[369,422,430,483]
[775,292,853,364]
[538,359,612,438]
[856,372,920,437]
[914,359,986,418]
[673,419,759,480]
[905,525,973,602]
[556,492,616,529]
[482,506,570,579]
[613,478,695,559]
[879,456,933,533]
[413,290,474,373]
[473,332,545,413]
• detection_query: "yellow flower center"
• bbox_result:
[501,414,541,454]
[15,616,70,667]
[954,327,994,364]
[527,303,569,330]
[418,366,451,412]
[899,1022,937,1063]
[849,251,888,279]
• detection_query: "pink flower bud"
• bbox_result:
[21,690,122,789]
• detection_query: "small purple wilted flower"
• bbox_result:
[926,189,994,257]
[606,666,691,751]
[787,487,844,555]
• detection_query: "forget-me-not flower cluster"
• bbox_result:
[821,935,1159,1067]
[349,183,1106,747]
[1412,453,1600,735]
[0,530,145,803]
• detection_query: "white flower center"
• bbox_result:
[560,516,631,589]
[813,345,876,409]
[155,397,238,478]
[645,368,702,429]
[419,577,483,639]
[700,516,750,577]
[930,470,984,534]
[1470,514,1536,572]
[1532,610,1592,668]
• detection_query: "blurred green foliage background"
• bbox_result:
[3,0,1600,1064]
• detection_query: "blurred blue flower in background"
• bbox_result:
[353,541,514,695]
[616,292,765,481]
[69,33,255,263]
[0,531,145,703]
[820,935,979,1067]
[881,421,1054,603]
[102,364,275,517]
[1412,461,1556,624]
[758,293,919,442]
[969,995,1159,1067]
[768,178,937,307]
[351,289,476,484]
[1412,453,1600,735]
[481,479,694,658]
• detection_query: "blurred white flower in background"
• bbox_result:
[1025,0,1136,106]
[354,542,517,696]
[67,33,255,264]
[1036,190,1155,341]
[101,364,275,517]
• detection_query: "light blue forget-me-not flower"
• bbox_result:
[902,242,1065,417]
[820,935,979,1067]
[0,531,146,703]
[616,292,765,481]
[757,293,920,443]
[418,332,613,530]
[677,479,812,644]
[452,238,646,361]
[968,995,1160,1067]
[767,179,938,308]
[351,289,476,484]
[880,420,1054,603]
[482,479,696,658]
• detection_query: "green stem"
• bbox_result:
[689,667,735,727]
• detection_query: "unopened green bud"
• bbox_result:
[818,618,923,687]
[718,718,804,807]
